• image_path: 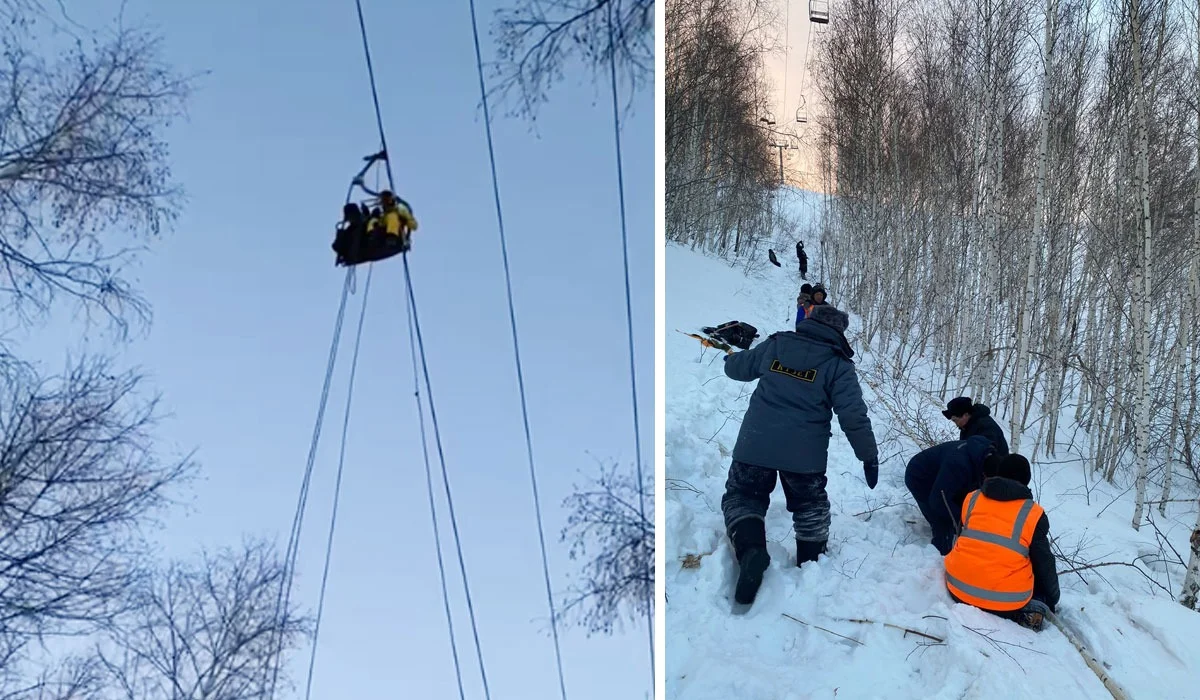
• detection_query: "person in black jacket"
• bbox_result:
[796,240,808,279]
[904,435,995,555]
[943,453,1060,630]
[943,396,1009,455]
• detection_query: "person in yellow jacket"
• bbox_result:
[943,453,1060,630]
[365,189,418,250]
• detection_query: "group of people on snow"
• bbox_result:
[795,282,827,329]
[715,261,1060,631]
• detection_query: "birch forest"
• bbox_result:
[666,0,791,254]
[667,0,1200,612]
[810,0,1200,609]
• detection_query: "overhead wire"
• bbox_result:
[605,2,654,686]
[406,269,469,700]
[270,1,491,697]
[267,267,354,700]
[401,252,493,699]
[464,1,570,700]
[353,0,493,697]
[303,263,374,700]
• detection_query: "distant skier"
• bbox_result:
[904,435,995,555]
[720,304,878,606]
[943,452,1059,631]
[796,240,808,279]
[943,396,1009,455]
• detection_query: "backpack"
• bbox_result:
[701,321,759,351]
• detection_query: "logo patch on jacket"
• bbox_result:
[770,359,816,382]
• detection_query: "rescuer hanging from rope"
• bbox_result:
[332,150,419,266]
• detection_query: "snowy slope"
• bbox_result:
[664,237,1200,700]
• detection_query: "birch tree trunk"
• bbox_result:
[1128,0,1154,531]
[1011,0,1058,455]
[1180,0,1200,600]
[1182,507,1200,609]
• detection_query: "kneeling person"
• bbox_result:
[943,453,1060,630]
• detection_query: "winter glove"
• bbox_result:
[702,338,733,354]
[862,459,878,489]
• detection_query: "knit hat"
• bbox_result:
[801,283,813,295]
[993,454,1032,485]
[942,397,973,419]
[807,304,849,333]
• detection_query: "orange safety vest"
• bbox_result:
[943,489,1045,612]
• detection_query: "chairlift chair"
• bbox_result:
[809,0,829,23]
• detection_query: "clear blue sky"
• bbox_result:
[23,0,653,697]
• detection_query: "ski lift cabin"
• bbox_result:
[809,0,829,23]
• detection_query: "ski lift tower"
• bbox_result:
[772,138,798,184]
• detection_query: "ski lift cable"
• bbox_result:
[351,0,493,696]
[270,0,487,697]
[605,1,654,687]
[782,0,791,125]
[465,1,570,699]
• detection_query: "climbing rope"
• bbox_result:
[267,267,353,699]
[303,263,374,699]
[605,2,654,683]
[465,2,569,700]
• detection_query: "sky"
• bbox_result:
[759,0,823,188]
[15,1,653,698]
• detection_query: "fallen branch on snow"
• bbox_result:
[782,613,864,646]
[834,617,944,643]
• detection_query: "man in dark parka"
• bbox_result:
[720,304,878,605]
[904,435,996,555]
[943,396,1009,455]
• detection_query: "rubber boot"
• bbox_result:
[730,518,770,605]
[795,538,827,566]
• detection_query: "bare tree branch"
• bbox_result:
[0,354,194,675]
[0,13,193,336]
[559,459,653,636]
[97,539,311,700]
[490,0,653,118]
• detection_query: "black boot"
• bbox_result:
[795,538,827,566]
[730,519,770,605]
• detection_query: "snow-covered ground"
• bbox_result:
[664,209,1200,699]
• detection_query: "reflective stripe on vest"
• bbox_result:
[943,489,1043,612]
[958,492,1034,557]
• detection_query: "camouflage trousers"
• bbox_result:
[721,461,831,542]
